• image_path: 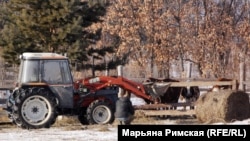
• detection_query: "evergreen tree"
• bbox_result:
[69,1,127,73]
[1,0,82,63]
[0,0,120,71]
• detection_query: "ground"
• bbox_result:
[0,109,198,141]
[0,95,249,141]
[0,110,250,141]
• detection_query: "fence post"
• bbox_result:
[187,62,192,79]
[117,65,123,76]
[117,65,123,97]
[232,79,237,90]
[239,62,245,91]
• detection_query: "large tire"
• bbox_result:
[12,88,57,129]
[86,100,114,125]
[6,89,21,125]
[6,97,15,123]
[78,109,89,125]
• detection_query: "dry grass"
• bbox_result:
[0,108,10,123]
[54,110,158,127]
[54,110,174,130]
[0,108,15,129]
[131,110,157,124]
[97,126,111,132]
[53,116,115,131]
[0,108,199,130]
[53,116,81,126]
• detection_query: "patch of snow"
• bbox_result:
[130,95,146,106]
[0,126,118,141]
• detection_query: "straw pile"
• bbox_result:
[195,90,250,123]
[0,108,10,123]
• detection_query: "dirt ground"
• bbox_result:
[0,108,201,141]
[0,108,200,127]
[1,107,250,141]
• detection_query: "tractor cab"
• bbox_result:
[17,52,73,85]
[15,52,75,109]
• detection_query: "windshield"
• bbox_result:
[21,59,73,84]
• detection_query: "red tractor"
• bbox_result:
[5,52,120,129]
[5,52,200,129]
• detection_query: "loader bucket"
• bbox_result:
[143,82,171,100]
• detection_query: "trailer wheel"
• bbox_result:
[13,88,57,129]
[86,100,114,125]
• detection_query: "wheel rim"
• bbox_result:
[92,105,111,124]
[21,95,52,125]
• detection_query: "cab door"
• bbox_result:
[42,60,74,108]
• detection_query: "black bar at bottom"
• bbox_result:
[118,125,250,141]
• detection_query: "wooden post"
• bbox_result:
[239,62,245,91]
[92,56,95,77]
[117,65,123,97]
[117,65,123,76]
[232,79,237,90]
[187,62,192,79]
[104,56,109,76]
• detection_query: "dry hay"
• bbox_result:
[53,116,81,127]
[195,90,250,123]
[131,110,157,124]
[53,111,156,127]
[0,108,10,123]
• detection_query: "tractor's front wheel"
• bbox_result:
[13,88,57,129]
[86,100,114,125]
[78,109,89,125]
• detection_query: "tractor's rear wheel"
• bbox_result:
[86,100,114,125]
[6,96,15,123]
[12,88,57,129]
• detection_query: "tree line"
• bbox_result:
[0,0,126,74]
[1,0,250,79]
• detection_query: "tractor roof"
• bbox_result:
[20,52,68,60]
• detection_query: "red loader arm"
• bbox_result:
[75,76,153,102]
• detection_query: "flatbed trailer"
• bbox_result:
[80,76,238,117]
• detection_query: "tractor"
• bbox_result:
[5,52,119,129]
[5,52,200,129]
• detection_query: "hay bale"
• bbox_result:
[195,90,250,123]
